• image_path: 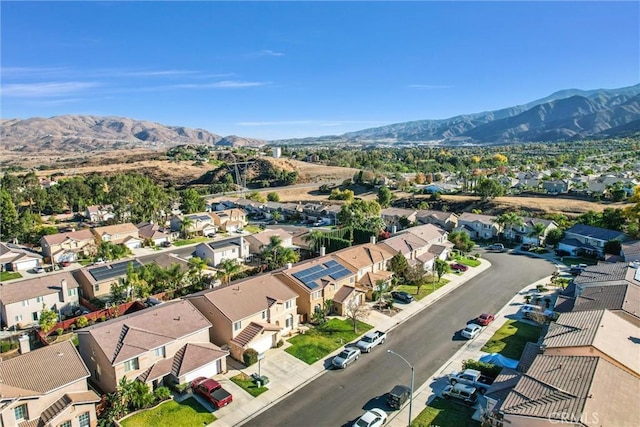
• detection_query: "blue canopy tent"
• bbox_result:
[479,353,518,369]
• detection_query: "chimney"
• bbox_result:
[319,246,326,257]
[370,235,376,245]
[60,279,69,303]
[286,262,293,270]
[18,334,30,354]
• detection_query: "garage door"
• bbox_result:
[184,361,220,384]
[251,335,273,355]
[16,259,39,271]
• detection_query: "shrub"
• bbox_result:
[0,340,18,353]
[276,339,284,348]
[153,386,171,402]
[100,315,107,323]
[462,359,502,379]
[172,382,190,394]
[243,348,259,366]
[76,316,89,329]
[56,328,64,336]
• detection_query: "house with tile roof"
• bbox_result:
[194,236,249,267]
[40,230,97,264]
[571,262,640,296]
[185,274,299,361]
[73,259,143,300]
[502,217,558,246]
[539,309,639,377]
[85,204,115,223]
[209,208,247,232]
[0,242,43,272]
[0,340,100,427]
[415,210,458,231]
[0,272,80,330]
[558,224,628,258]
[380,208,418,231]
[378,224,453,271]
[76,300,226,393]
[136,222,171,246]
[169,213,218,236]
[274,255,362,322]
[332,243,396,299]
[244,228,295,256]
[455,213,501,239]
[91,223,142,249]
[554,284,640,326]
[483,354,637,427]
[621,240,640,262]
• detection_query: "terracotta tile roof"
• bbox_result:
[543,309,639,375]
[0,271,79,305]
[457,212,497,224]
[244,228,293,247]
[0,242,43,262]
[40,229,95,246]
[40,390,100,425]
[380,208,417,218]
[557,284,640,319]
[0,341,89,398]
[402,224,448,242]
[378,234,429,256]
[498,355,637,425]
[186,274,298,322]
[333,285,362,304]
[357,271,393,290]
[171,342,228,378]
[92,223,139,239]
[574,262,631,285]
[332,243,396,270]
[77,300,211,365]
[230,322,280,348]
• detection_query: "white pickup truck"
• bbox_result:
[355,330,387,353]
[447,368,494,391]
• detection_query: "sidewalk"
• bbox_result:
[386,273,558,427]
[212,258,493,427]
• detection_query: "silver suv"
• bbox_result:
[442,383,478,405]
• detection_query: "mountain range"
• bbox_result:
[1,84,639,152]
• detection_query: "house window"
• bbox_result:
[59,421,72,427]
[36,296,44,303]
[233,321,242,331]
[154,346,166,358]
[286,314,293,328]
[350,277,354,283]
[261,310,267,320]
[14,314,23,322]
[22,299,29,307]
[67,288,78,297]
[32,312,39,322]
[14,404,28,421]
[94,284,100,292]
[285,300,292,309]
[123,357,139,372]
[78,412,90,427]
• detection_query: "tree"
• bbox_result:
[304,230,325,253]
[545,228,564,247]
[124,262,151,299]
[475,178,505,201]
[344,297,370,333]
[38,304,58,334]
[604,239,622,256]
[601,208,626,231]
[448,231,475,252]
[216,258,241,285]
[262,235,299,271]
[404,264,426,294]
[434,258,451,281]
[128,380,154,410]
[267,192,280,202]
[179,216,193,239]
[246,191,267,203]
[527,222,548,246]
[187,256,208,288]
[389,253,409,279]
[495,212,523,240]
[0,189,19,240]
[179,188,205,214]
[377,186,392,208]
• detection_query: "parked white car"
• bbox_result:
[332,347,361,369]
[354,408,387,427]
[461,323,483,339]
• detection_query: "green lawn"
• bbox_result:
[230,373,269,397]
[120,398,215,427]
[558,257,598,267]
[458,257,481,267]
[412,398,480,427]
[0,271,22,281]
[243,225,262,234]
[285,318,373,364]
[173,237,210,247]
[397,279,450,301]
[481,320,542,360]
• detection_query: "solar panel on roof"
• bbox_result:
[323,260,340,268]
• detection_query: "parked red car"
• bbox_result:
[450,263,469,272]
[475,313,495,326]
[191,377,233,408]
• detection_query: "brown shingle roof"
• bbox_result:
[332,243,395,270]
[40,390,100,425]
[172,342,228,377]
[0,271,79,305]
[458,212,497,224]
[0,341,89,398]
[357,271,393,290]
[92,222,139,238]
[378,234,429,256]
[78,300,211,365]
[40,229,95,246]
[244,228,293,247]
[402,224,447,242]
[230,322,280,348]
[333,285,358,304]
[187,274,298,322]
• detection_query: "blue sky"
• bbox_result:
[2,1,638,140]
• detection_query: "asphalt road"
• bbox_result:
[242,251,556,427]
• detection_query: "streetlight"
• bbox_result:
[387,349,414,427]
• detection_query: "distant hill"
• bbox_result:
[0,115,266,152]
[274,84,640,145]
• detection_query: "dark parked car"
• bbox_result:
[555,249,570,257]
[387,384,411,410]
[521,243,533,251]
[450,263,469,272]
[161,241,172,247]
[391,291,414,303]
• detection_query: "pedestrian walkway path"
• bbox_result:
[211,258,493,427]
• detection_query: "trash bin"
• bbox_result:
[260,376,270,386]
[255,379,262,387]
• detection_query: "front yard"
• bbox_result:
[412,397,480,427]
[230,373,269,397]
[285,318,373,364]
[173,237,210,247]
[558,257,598,267]
[119,397,215,427]
[0,271,22,281]
[481,320,542,360]
[396,278,450,301]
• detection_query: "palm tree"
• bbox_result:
[494,212,524,241]
[166,263,185,293]
[527,222,548,247]
[216,258,242,285]
[180,216,193,239]
[187,256,208,288]
[262,235,299,271]
[304,230,325,253]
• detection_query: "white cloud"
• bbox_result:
[1,67,71,78]
[1,81,102,97]
[242,49,285,59]
[185,80,271,89]
[408,84,453,89]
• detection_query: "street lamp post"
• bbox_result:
[387,349,414,427]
